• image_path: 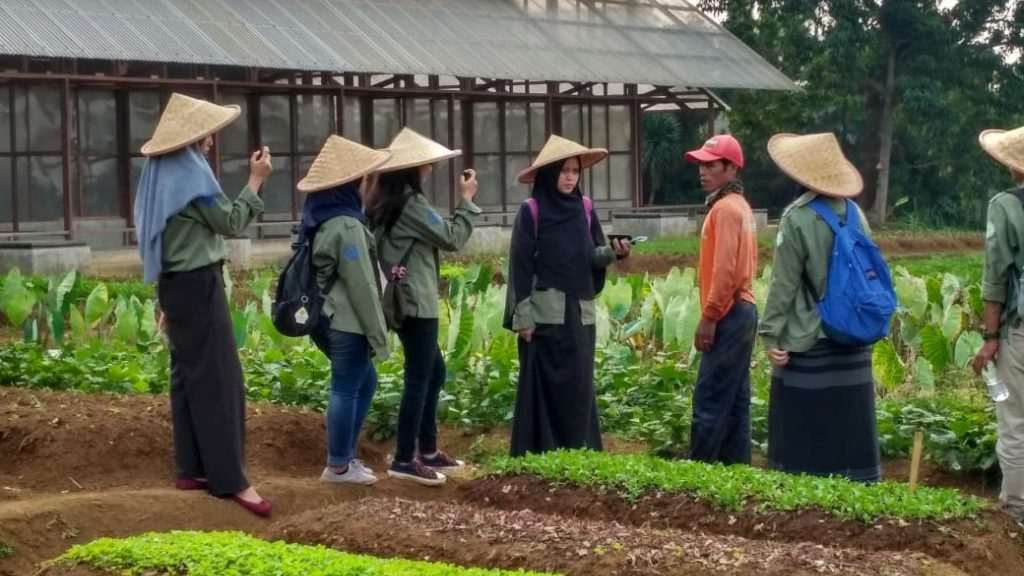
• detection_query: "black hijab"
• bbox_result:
[299,179,365,239]
[504,158,609,330]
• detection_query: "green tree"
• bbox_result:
[699,0,1024,226]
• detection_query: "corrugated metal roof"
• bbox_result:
[0,0,795,90]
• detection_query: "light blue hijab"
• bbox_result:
[134,145,223,283]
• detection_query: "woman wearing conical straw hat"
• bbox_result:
[758,132,881,483]
[134,93,273,517]
[366,127,480,486]
[297,135,392,487]
[502,135,631,457]
[972,126,1024,523]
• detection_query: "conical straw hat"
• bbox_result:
[297,135,392,193]
[767,133,863,198]
[377,127,462,173]
[979,127,1024,173]
[516,135,608,184]
[141,93,240,157]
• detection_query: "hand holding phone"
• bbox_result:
[460,168,478,202]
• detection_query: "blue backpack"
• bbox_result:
[808,198,897,347]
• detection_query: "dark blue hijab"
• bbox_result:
[299,179,365,238]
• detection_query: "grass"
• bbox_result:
[0,539,13,560]
[488,450,987,523]
[888,252,984,284]
[58,531,560,576]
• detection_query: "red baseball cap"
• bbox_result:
[685,134,744,168]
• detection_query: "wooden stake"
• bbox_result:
[908,429,924,493]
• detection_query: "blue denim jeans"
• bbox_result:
[310,321,378,467]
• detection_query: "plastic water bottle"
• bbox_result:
[982,362,1010,403]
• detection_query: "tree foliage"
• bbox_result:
[697,0,1024,225]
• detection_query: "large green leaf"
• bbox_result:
[602,279,633,322]
[925,276,943,309]
[139,299,157,342]
[893,270,927,318]
[914,356,935,390]
[940,305,963,342]
[954,331,984,368]
[48,308,66,346]
[47,269,77,312]
[113,297,139,342]
[674,295,700,355]
[69,306,86,342]
[967,285,984,319]
[446,292,475,369]
[898,314,923,351]
[231,309,248,349]
[471,262,494,294]
[85,283,113,327]
[872,339,905,392]
[940,273,961,312]
[0,268,24,310]
[920,325,950,370]
[661,296,684,348]
[5,289,36,327]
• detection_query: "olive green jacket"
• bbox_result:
[313,215,390,359]
[161,186,263,272]
[758,192,871,353]
[375,195,481,319]
[982,189,1024,338]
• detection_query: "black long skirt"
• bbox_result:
[767,339,880,482]
[158,263,249,495]
[510,296,603,457]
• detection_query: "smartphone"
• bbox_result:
[607,234,647,245]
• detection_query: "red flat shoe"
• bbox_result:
[232,495,273,518]
[175,478,208,491]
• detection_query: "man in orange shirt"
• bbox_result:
[684,135,759,465]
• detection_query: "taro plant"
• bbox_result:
[0,268,77,346]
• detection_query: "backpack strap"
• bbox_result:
[808,197,860,234]
[524,195,594,243]
[525,198,539,237]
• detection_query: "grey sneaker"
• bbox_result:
[321,465,377,486]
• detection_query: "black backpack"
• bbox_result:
[271,230,328,337]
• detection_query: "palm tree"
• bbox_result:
[642,113,684,206]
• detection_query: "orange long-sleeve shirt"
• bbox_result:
[698,193,758,322]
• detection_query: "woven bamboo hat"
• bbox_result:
[767,132,863,198]
[516,135,608,184]
[979,127,1024,173]
[141,93,241,157]
[377,127,461,173]
[297,135,392,194]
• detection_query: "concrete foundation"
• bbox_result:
[0,241,92,276]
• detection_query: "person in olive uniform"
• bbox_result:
[368,128,479,486]
[503,135,630,457]
[296,135,393,486]
[759,132,880,483]
[134,93,272,517]
[972,125,1024,524]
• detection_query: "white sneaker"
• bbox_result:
[321,465,377,485]
[351,459,374,474]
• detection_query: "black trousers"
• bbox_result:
[394,317,445,463]
[689,301,758,465]
[158,263,249,496]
